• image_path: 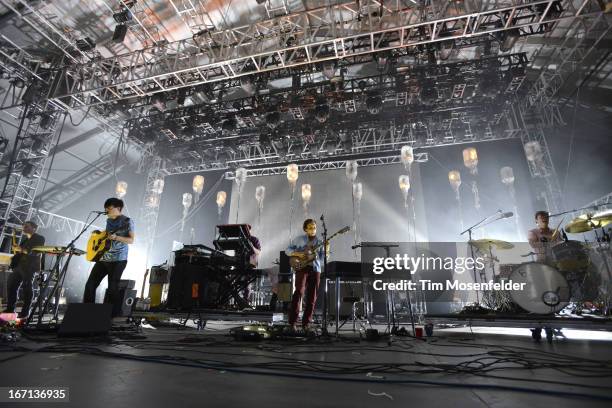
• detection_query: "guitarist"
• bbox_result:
[286,219,330,331]
[4,221,45,318]
[83,198,134,316]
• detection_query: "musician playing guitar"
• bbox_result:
[83,198,134,316]
[3,221,45,318]
[286,219,330,331]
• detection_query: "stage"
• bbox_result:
[3,321,612,407]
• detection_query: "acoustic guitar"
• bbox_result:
[86,218,130,262]
[289,226,350,271]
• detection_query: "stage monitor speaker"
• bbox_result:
[104,285,137,317]
[58,303,112,337]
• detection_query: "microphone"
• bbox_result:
[351,244,360,249]
[499,211,513,219]
[320,214,325,221]
[93,211,108,215]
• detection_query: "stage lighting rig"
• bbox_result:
[366,94,383,115]
[266,111,281,129]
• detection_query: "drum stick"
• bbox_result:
[551,216,565,241]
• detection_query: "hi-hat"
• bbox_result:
[565,211,612,233]
[468,239,514,250]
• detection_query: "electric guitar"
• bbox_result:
[86,218,130,262]
[289,226,350,271]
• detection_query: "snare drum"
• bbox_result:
[510,262,570,314]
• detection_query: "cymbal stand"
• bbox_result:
[461,210,507,305]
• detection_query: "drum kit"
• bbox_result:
[467,209,612,315]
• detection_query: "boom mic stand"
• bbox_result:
[320,214,329,336]
[460,210,509,305]
[26,211,104,328]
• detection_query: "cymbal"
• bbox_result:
[565,211,612,233]
[468,239,514,250]
[592,210,612,226]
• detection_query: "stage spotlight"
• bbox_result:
[112,24,128,43]
[240,76,255,95]
[0,137,8,154]
[11,78,25,88]
[76,37,96,51]
[437,40,455,61]
[499,29,520,52]
[366,94,382,115]
[222,117,237,132]
[321,62,337,80]
[314,104,329,123]
[30,136,48,155]
[21,161,36,178]
[39,113,52,129]
[151,94,166,111]
[266,111,281,129]
[420,79,437,105]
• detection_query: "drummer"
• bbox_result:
[528,211,562,263]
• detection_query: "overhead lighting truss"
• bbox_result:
[44,0,601,109]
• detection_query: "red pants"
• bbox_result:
[289,267,320,326]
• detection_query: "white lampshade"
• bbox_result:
[500,166,515,185]
[182,193,193,209]
[301,184,312,202]
[255,185,266,205]
[345,160,358,182]
[235,167,247,185]
[524,141,543,162]
[400,145,414,168]
[353,182,363,201]
[216,191,227,208]
[192,175,205,194]
[462,147,478,171]
[115,181,128,198]
[448,170,461,191]
[152,178,165,194]
[399,175,410,193]
[287,163,299,184]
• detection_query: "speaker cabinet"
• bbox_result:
[58,303,112,337]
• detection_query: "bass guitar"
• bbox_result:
[289,226,350,271]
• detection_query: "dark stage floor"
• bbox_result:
[2,320,612,408]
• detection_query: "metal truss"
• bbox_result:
[223,152,429,180]
[30,208,103,235]
[566,191,612,219]
[510,104,563,214]
[0,0,91,64]
[0,108,62,249]
[47,0,600,108]
[138,154,165,294]
[162,114,516,175]
[168,0,218,35]
[32,153,128,213]
[524,10,612,111]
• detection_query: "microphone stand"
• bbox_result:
[26,211,105,327]
[460,211,505,305]
[353,243,417,338]
[320,214,329,336]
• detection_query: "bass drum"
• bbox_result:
[510,262,571,314]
